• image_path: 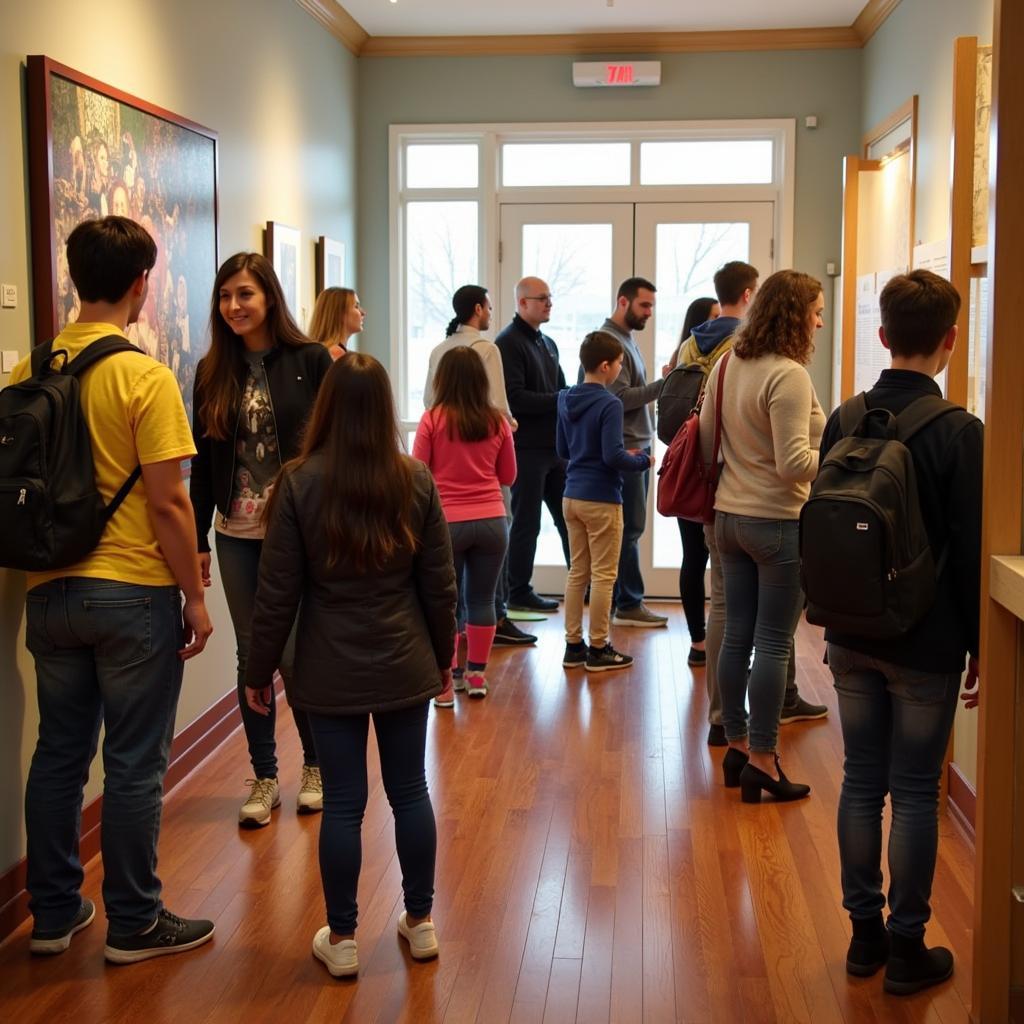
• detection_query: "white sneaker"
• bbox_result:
[312,926,358,977]
[397,911,439,960]
[297,765,323,813]
[238,777,280,826]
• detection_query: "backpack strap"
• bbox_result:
[893,394,959,443]
[837,393,869,437]
[30,340,56,376]
[65,335,141,376]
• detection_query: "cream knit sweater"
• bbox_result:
[698,352,825,520]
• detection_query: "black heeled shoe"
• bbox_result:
[722,747,749,788]
[739,754,810,803]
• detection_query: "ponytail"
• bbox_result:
[445,316,461,337]
[448,284,489,337]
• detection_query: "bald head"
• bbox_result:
[516,276,553,328]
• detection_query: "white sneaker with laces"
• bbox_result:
[238,777,280,826]
[312,926,358,977]
[297,765,323,813]
[398,911,439,960]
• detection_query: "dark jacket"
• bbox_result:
[245,456,457,715]
[190,342,331,552]
[495,314,566,450]
[820,369,983,672]
[556,384,649,504]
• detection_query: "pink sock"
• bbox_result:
[465,624,496,669]
[451,631,465,671]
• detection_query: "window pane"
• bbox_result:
[640,140,774,185]
[650,220,750,569]
[406,144,479,188]
[405,201,478,418]
[502,143,631,187]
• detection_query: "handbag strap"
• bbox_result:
[709,351,730,471]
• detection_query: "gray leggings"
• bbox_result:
[448,517,509,627]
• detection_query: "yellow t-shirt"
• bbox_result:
[10,322,197,589]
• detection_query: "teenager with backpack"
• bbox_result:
[699,270,825,803]
[244,353,456,978]
[810,271,982,995]
[7,216,214,962]
[190,253,332,827]
[413,345,517,704]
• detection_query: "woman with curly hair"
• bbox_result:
[699,270,825,803]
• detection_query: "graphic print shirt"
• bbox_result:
[215,350,282,540]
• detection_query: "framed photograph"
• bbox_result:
[27,55,219,425]
[264,221,301,321]
[315,235,346,295]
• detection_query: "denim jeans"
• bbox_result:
[493,485,512,620]
[216,532,317,778]
[508,448,571,601]
[24,578,184,934]
[714,513,803,752]
[614,448,650,611]
[829,643,961,938]
[309,703,436,934]
[448,517,509,627]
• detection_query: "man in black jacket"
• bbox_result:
[820,270,981,996]
[496,277,571,614]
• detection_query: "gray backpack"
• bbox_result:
[800,393,956,638]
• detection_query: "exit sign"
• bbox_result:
[572,61,661,88]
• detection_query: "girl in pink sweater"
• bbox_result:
[413,346,517,704]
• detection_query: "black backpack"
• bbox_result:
[657,361,707,445]
[0,336,142,572]
[800,393,957,638]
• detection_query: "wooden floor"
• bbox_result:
[0,607,976,1023]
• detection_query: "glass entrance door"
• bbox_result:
[499,200,773,598]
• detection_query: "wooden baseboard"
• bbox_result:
[947,760,977,844]
[0,679,283,943]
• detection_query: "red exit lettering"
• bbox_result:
[606,64,634,85]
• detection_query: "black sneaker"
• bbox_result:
[779,696,828,724]
[30,897,96,954]
[563,642,588,668]
[493,617,537,646]
[585,643,633,673]
[104,908,215,964]
[687,647,707,667]
[508,591,559,612]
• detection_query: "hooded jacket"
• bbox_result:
[675,315,741,369]
[556,383,650,504]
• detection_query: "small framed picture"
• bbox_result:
[315,235,346,295]
[264,221,301,318]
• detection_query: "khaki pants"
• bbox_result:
[563,498,624,648]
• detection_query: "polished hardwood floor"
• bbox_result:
[0,607,975,1023]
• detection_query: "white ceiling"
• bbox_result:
[341,0,869,38]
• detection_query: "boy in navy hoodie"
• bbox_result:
[557,332,652,672]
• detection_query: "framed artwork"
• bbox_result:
[27,55,219,425]
[315,235,346,295]
[264,221,301,321]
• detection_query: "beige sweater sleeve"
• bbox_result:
[766,368,820,484]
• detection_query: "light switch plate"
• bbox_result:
[2,350,19,373]
[1,284,16,308]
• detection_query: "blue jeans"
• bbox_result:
[216,532,317,777]
[309,703,436,934]
[24,578,184,934]
[829,643,961,938]
[714,513,803,752]
[449,517,509,627]
[614,448,650,610]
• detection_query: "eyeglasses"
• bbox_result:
[523,294,554,303]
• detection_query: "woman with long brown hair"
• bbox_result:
[413,346,516,705]
[699,269,826,803]
[190,252,331,827]
[244,353,456,979]
[308,286,365,360]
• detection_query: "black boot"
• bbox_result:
[722,747,749,787]
[883,932,953,995]
[846,914,889,977]
[738,754,810,803]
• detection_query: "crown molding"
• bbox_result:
[853,0,903,44]
[361,26,861,58]
[294,0,368,55]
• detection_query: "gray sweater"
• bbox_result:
[594,318,663,448]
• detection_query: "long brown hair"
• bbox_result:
[267,353,416,573]
[732,269,822,365]
[432,346,504,442]
[308,287,355,348]
[197,253,310,439]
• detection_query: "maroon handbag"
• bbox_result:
[655,351,729,524]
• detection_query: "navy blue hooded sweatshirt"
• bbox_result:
[688,315,741,356]
[556,383,650,504]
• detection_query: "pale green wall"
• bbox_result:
[356,48,864,401]
[862,0,994,791]
[0,0,357,876]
